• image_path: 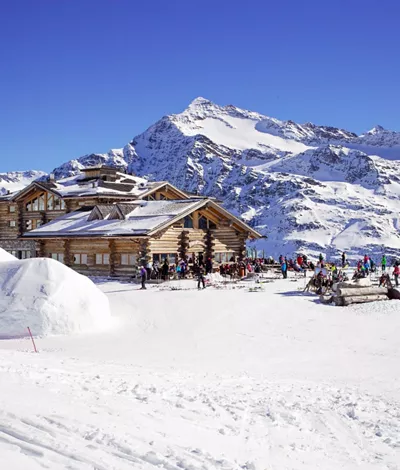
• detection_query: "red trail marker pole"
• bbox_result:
[27,327,38,353]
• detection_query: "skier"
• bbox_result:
[370,259,376,273]
[198,253,204,266]
[278,255,283,265]
[139,265,147,289]
[281,260,287,279]
[197,264,206,289]
[393,264,400,287]
[381,254,387,272]
[179,260,187,279]
[364,258,371,275]
[341,252,346,268]
[161,259,169,281]
[319,253,324,263]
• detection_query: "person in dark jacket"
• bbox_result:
[161,259,169,281]
[198,253,204,266]
[393,265,400,287]
[205,257,213,275]
[197,264,206,289]
[140,266,147,289]
[281,261,288,279]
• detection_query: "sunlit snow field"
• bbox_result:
[1,275,399,470]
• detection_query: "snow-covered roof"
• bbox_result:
[24,199,208,238]
[24,198,262,239]
[12,172,180,200]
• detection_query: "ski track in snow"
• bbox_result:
[1,276,400,469]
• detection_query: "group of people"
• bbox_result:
[279,254,316,278]
[138,250,400,289]
[278,250,400,287]
[139,255,214,290]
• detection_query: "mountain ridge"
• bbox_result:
[2,98,400,259]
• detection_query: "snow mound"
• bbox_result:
[0,258,112,338]
[0,248,16,262]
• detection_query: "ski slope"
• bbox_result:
[0,276,399,469]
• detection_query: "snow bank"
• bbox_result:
[0,248,16,262]
[205,272,225,283]
[0,258,112,337]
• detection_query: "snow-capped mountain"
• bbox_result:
[0,170,47,196]
[6,98,400,259]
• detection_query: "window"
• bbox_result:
[25,192,48,212]
[215,252,235,263]
[96,253,109,265]
[121,254,136,265]
[184,215,193,228]
[51,195,65,211]
[199,216,208,230]
[73,253,88,265]
[24,219,43,231]
[38,194,45,211]
[9,205,16,213]
[198,215,217,230]
[50,253,64,263]
[47,194,54,210]
[9,220,16,227]
[19,250,31,259]
[153,253,176,264]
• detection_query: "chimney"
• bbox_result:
[49,173,55,181]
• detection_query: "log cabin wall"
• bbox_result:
[39,238,143,277]
[148,216,246,264]
[113,239,142,276]
[0,201,19,240]
[0,200,37,257]
[149,225,182,262]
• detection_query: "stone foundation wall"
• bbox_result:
[0,239,37,253]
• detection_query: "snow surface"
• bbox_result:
[0,258,112,338]
[0,170,46,196]
[0,248,17,262]
[0,273,399,469]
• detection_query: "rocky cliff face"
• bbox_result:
[4,98,400,259]
[0,170,46,196]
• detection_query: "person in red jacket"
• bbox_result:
[393,265,400,287]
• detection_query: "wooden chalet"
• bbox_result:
[0,166,261,277]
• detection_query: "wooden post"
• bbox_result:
[37,240,45,257]
[109,239,116,276]
[205,230,215,260]
[65,200,72,214]
[179,230,189,261]
[139,238,151,265]
[64,239,71,266]
[17,202,24,237]
[238,234,246,261]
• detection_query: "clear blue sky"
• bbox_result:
[1,0,399,172]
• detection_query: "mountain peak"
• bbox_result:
[188,97,214,109]
[367,125,386,134]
